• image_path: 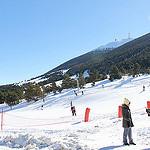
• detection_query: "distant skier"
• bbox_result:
[41,105,43,110]
[74,91,78,96]
[71,106,76,116]
[82,91,84,95]
[122,98,136,146]
[143,85,145,91]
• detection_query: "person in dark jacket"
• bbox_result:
[71,106,76,116]
[122,98,136,145]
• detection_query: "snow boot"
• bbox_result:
[129,142,136,145]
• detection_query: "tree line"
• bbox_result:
[0,62,147,107]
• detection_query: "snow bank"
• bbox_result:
[0,133,91,150]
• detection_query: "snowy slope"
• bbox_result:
[0,75,150,150]
[96,38,133,50]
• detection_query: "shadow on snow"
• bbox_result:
[99,145,124,150]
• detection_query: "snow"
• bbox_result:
[62,69,69,75]
[83,70,89,78]
[71,70,89,80]
[17,77,48,86]
[0,75,150,149]
[96,38,133,50]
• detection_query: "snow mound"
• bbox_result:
[1,133,91,150]
[2,134,51,149]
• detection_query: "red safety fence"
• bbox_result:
[84,108,90,122]
[4,120,76,128]
[0,109,86,130]
[147,101,150,109]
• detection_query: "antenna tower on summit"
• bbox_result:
[128,32,131,39]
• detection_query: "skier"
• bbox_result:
[41,105,43,110]
[143,85,145,91]
[122,98,136,146]
[74,91,78,96]
[71,106,76,116]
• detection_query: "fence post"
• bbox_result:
[147,101,150,109]
[118,106,122,118]
[84,108,90,122]
[1,109,3,130]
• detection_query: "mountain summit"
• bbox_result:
[96,38,133,50]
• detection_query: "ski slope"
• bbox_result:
[0,75,150,150]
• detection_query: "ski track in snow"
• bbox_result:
[0,75,150,150]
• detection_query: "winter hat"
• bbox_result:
[123,98,130,105]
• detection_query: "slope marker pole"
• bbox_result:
[1,109,3,130]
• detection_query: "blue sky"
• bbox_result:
[0,0,150,85]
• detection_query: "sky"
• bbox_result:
[0,0,150,85]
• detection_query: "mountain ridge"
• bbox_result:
[40,32,150,86]
[43,38,133,75]
[21,37,133,85]
[4,32,150,87]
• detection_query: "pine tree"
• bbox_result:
[120,66,126,76]
[132,63,140,77]
[25,83,43,102]
[78,73,86,89]
[102,72,107,80]
[62,74,76,89]
[146,67,150,74]
[43,85,52,94]
[0,92,5,104]
[51,81,58,95]
[5,91,19,106]
[88,72,94,83]
[109,66,122,81]
[93,70,101,81]
[57,85,63,93]
[34,84,43,101]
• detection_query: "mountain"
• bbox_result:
[23,37,133,85]
[48,38,133,74]
[14,32,150,86]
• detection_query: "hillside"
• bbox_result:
[49,38,133,73]
[27,32,150,86]
[21,37,133,86]
[1,33,150,88]
[44,38,133,76]
[0,75,150,149]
